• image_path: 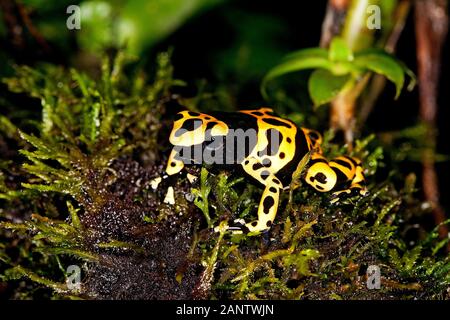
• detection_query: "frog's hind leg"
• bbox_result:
[235,157,284,233]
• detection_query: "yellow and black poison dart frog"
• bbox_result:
[162,107,368,233]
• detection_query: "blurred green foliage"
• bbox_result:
[262,37,414,108]
[79,0,224,54]
[22,0,224,55]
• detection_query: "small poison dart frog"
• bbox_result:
[158,107,368,233]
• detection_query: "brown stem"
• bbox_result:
[385,0,411,53]
[17,2,51,53]
[414,0,449,247]
[331,73,370,148]
[320,0,354,145]
[0,0,25,50]
[358,0,411,128]
[325,0,377,146]
[330,93,356,146]
[415,0,447,123]
[320,0,350,47]
[0,0,51,54]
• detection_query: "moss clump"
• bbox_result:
[0,53,449,300]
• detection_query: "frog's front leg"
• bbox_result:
[165,148,185,176]
[149,148,186,205]
[238,157,284,233]
[150,148,184,190]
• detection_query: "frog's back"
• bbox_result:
[169,107,310,186]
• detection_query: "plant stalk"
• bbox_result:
[414,0,449,248]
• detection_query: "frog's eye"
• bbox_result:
[305,162,337,192]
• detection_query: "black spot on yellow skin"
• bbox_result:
[269,187,277,193]
[257,128,283,157]
[312,172,327,184]
[344,156,358,166]
[266,221,272,227]
[287,137,292,143]
[301,128,323,153]
[205,121,218,130]
[279,152,285,159]
[174,113,185,121]
[263,196,275,214]
[309,131,318,139]
[333,159,353,170]
[261,118,292,128]
[262,158,272,167]
[170,162,176,167]
[261,170,270,179]
[273,179,280,185]
[310,158,327,165]
[174,118,202,137]
[252,221,258,227]
[332,167,350,184]
[187,111,200,117]
[253,163,264,171]
[252,111,263,116]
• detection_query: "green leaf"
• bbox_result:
[261,50,332,98]
[329,37,353,62]
[282,47,328,62]
[67,201,82,230]
[0,115,18,139]
[19,131,54,155]
[192,167,212,227]
[355,51,405,98]
[4,266,68,292]
[403,245,422,273]
[282,248,320,276]
[81,102,100,143]
[308,69,351,107]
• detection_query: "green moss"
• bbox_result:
[0,52,448,300]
